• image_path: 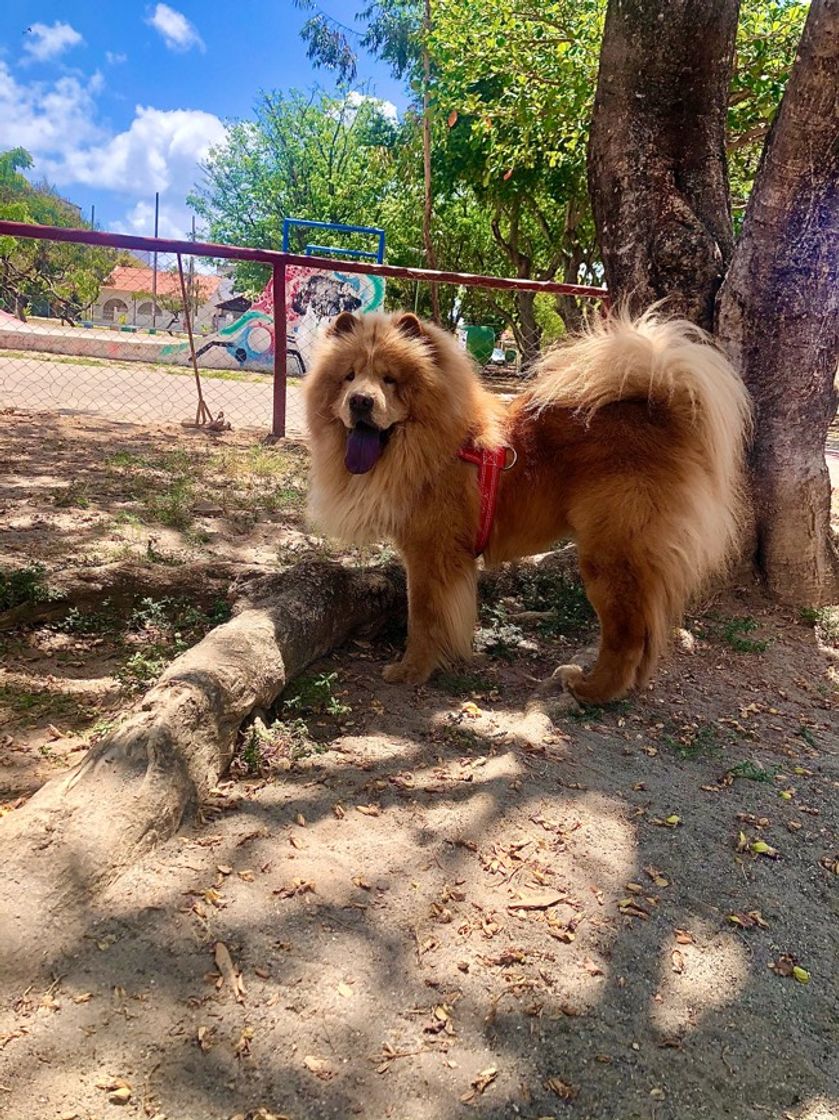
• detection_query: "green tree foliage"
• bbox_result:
[194,0,807,343]
[189,89,403,294]
[0,148,118,323]
[728,0,809,225]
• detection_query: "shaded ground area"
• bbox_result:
[0,411,837,1120]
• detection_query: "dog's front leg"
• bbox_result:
[383,545,477,684]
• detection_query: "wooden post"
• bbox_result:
[272,262,287,439]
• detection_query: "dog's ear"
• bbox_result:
[394,312,426,340]
[329,311,358,337]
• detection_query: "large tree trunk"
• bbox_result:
[515,289,542,369]
[0,561,405,982]
[716,0,839,604]
[588,0,740,330]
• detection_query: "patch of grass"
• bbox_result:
[800,605,839,644]
[728,759,781,783]
[117,596,231,687]
[435,669,495,698]
[118,646,175,686]
[143,476,194,530]
[52,482,92,509]
[0,683,87,721]
[795,725,818,749]
[281,671,351,719]
[0,563,54,612]
[106,450,147,469]
[569,697,633,724]
[701,613,769,653]
[662,721,725,759]
[53,602,116,635]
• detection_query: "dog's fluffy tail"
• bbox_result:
[528,309,753,692]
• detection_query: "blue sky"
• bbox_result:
[0,2,409,240]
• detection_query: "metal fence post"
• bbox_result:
[272,261,287,439]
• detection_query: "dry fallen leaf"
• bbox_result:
[508,891,567,911]
[304,1054,335,1080]
[671,950,685,974]
[356,804,381,817]
[674,929,695,945]
[337,981,354,998]
[728,910,769,930]
[213,941,245,1003]
[460,1065,498,1102]
[751,840,780,859]
[545,1076,579,1101]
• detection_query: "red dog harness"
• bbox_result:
[457,443,516,556]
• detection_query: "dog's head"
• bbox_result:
[305,311,472,476]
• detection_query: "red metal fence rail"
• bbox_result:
[0,220,608,437]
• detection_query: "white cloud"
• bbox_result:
[147,4,205,53]
[0,63,103,154]
[50,105,226,197]
[346,90,399,124]
[23,22,84,63]
[105,51,127,66]
[0,62,224,239]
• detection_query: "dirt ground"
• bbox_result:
[0,409,837,1120]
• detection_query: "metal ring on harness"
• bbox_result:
[502,446,518,471]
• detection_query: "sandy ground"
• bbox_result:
[0,411,837,1120]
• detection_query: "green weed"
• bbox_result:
[701,614,768,653]
[0,564,53,612]
[728,759,781,783]
[281,671,352,718]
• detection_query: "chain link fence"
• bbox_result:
[0,222,607,438]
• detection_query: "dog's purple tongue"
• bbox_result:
[345,425,382,474]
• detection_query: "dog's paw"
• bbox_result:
[382,660,429,685]
[554,663,585,692]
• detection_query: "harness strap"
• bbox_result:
[457,444,510,557]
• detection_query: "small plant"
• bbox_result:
[701,613,768,653]
[800,605,839,644]
[236,716,314,773]
[281,671,351,718]
[795,725,818,749]
[52,482,92,509]
[54,603,115,635]
[0,563,53,611]
[728,759,781,783]
[662,721,724,759]
[475,606,526,657]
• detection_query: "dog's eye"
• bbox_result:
[383,375,396,386]
[345,372,355,382]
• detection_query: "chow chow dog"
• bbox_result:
[304,309,751,704]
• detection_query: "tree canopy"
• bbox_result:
[193,0,808,353]
[0,148,118,323]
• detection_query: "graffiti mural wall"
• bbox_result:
[161,266,386,375]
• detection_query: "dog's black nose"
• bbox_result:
[349,392,374,415]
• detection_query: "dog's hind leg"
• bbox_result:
[383,546,478,685]
[556,553,651,705]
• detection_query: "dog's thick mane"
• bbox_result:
[305,312,503,543]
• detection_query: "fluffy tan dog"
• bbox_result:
[304,309,751,704]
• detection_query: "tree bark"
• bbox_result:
[588,0,740,330]
[0,560,405,982]
[515,289,542,369]
[716,0,839,605]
